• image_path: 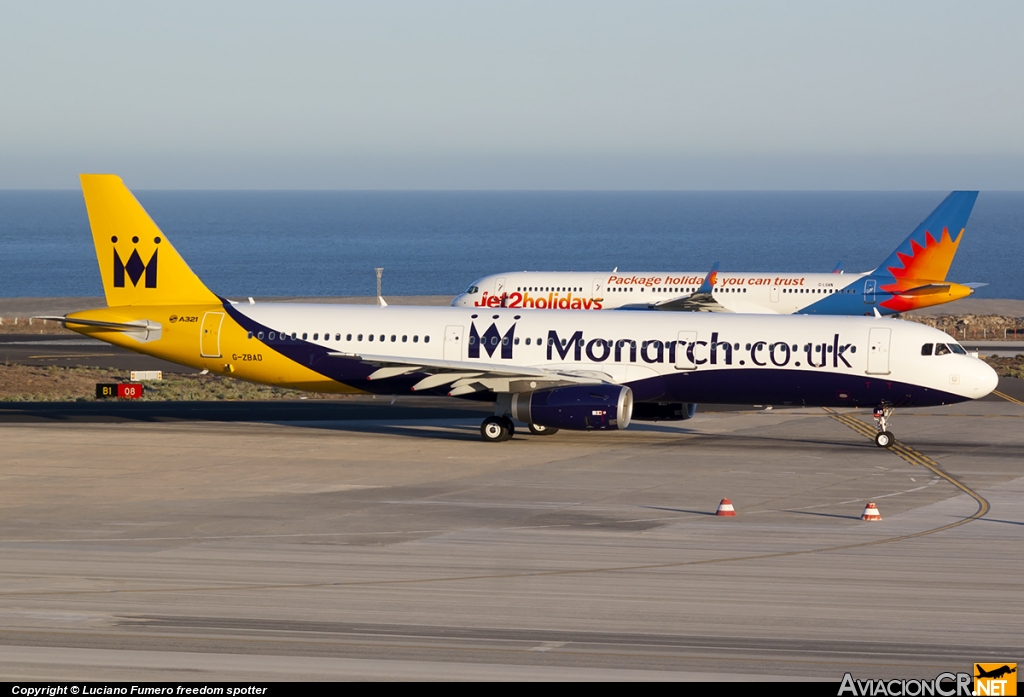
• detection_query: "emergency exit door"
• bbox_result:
[675,330,698,370]
[866,327,891,375]
[444,325,463,361]
[200,312,224,358]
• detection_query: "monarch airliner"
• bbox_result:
[452,191,981,316]
[41,175,997,445]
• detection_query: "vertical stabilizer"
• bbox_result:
[80,174,218,307]
[873,191,978,283]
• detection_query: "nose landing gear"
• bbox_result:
[873,405,895,448]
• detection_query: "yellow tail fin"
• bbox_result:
[81,174,219,307]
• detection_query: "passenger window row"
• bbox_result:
[601,286,859,295]
[517,286,584,292]
[469,336,552,346]
[247,331,430,344]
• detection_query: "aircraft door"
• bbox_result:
[675,330,697,370]
[592,278,604,298]
[866,327,891,375]
[864,279,877,304]
[494,277,506,295]
[200,312,224,358]
[444,325,464,361]
[770,285,780,303]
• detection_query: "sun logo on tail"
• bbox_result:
[879,226,964,312]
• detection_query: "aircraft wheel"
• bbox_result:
[528,423,559,436]
[874,431,895,448]
[501,416,516,438]
[481,416,510,442]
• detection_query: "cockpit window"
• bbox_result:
[934,343,951,355]
[465,285,480,294]
[921,343,933,356]
[949,343,967,355]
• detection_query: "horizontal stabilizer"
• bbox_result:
[34,315,162,342]
[33,315,160,332]
[896,284,952,296]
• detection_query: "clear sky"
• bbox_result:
[2,1,1022,189]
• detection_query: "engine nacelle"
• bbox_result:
[631,402,697,422]
[511,385,633,431]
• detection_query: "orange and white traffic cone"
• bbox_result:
[860,502,882,521]
[716,498,736,516]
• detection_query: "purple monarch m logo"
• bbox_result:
[468,322,515,360]
[113,248,158,288]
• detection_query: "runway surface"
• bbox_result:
[0,333,198,373]
[1,396,1022,680]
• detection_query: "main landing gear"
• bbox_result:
[481,416,515,442]
[873,405,895,448]
[479,417,560,442]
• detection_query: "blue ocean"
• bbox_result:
[1,191,1021,300]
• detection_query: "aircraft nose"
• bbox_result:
[973,359,999,397]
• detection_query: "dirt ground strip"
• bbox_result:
[0,365,337,402]
[901,313,1024,341]
[0,319,69,335]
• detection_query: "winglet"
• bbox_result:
[696,262,720,294]
[831,261,844,274]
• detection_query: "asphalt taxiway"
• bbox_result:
[1,392,1022,680]
[2,296,1022,680]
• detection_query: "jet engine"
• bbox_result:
[511,385,633,431]
[631,402,697,421]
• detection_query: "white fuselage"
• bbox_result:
[451,270,878,314]
[225,303,996,407]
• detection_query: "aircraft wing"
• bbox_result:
[327,351,614,396]
[648,261,731,312]
[649,293,730,312]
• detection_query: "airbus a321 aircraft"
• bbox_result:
[452,191,981,316]
[43,176,997,446]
